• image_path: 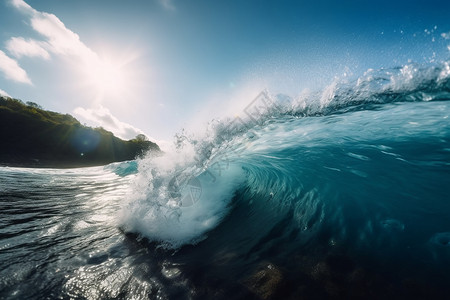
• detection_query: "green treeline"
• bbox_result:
[0,96,160,168]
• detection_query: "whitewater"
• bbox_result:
[1,60,450,299]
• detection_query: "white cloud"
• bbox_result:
[0,50,32,84]
[441,32,450,40]
[10,0,34,14]
[73,106,144,140]
[7,0,137,103]
[30,13,96,59]
[0,88,11,97]
[6,37,50,60]
[10,0,96,61]
[3,1,149,140]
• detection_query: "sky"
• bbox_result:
[1,0,450,142]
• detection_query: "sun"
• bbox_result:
[75,48,145,109]
[79,50,140,103]
[90,59,122,93]
[85,56,127,98]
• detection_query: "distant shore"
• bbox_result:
[0,96,160,168]
[0,159,120,169]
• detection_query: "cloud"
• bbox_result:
[10,0,34,13]
[73,106,144,140]
[10,0,96,61]
[0,89,11,97]
[30,13,96,59]
[7,0,133,101]
[3,0,99,83]
[0,50,32,84]
[6,37,50,60]
[3,1,147,141]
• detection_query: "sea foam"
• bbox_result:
[119,141,246,249]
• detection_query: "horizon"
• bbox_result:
[1,0,450,143]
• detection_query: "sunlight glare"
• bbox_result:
[80,49,142,104]
[87,57,125,96]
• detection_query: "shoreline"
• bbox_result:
[0,160,121,169]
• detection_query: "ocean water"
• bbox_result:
[1,61,450,299]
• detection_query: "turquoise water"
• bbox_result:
[1,61,450,299]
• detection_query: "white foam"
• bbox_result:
[119,59,450,249]
[119,144,245,249]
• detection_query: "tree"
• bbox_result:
[26,101,42,109]
[135,134,148,141]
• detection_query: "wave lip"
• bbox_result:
[119,59,450,250]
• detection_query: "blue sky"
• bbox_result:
[1,0,449,141]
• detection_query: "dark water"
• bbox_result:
[1,62,450,299]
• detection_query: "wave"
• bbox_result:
[119,59,450,250]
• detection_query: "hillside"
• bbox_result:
[0,96,160,168]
